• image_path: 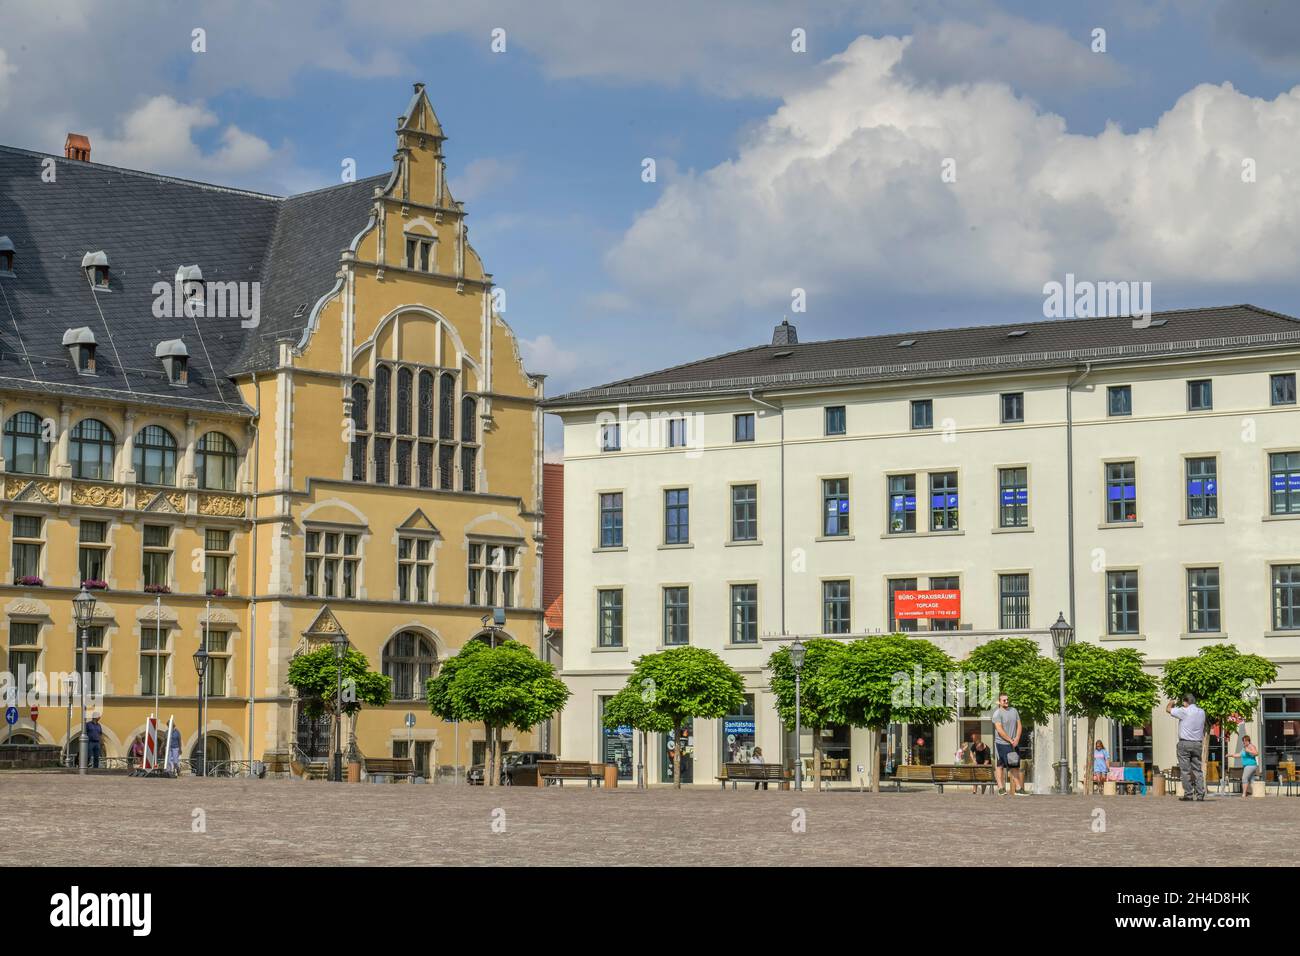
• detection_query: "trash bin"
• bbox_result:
[603,764,618,789]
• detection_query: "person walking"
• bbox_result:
[1167,693,1207,801]
[166,724,183,776]
[1091,740,1111,794]
[84,715,103,769]
[992,694,1026,795]
[1240,735,1260,797]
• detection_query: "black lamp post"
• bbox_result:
[192,643,209,778]
[71,587,98,775]
[790,640,806,792]
[331,629,349,783]
[1049,612,1076,794]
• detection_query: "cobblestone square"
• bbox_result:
[2,772,1294,867]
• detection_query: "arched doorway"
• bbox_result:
[189,735,232,776]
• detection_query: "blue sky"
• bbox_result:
[4,0,1300,444]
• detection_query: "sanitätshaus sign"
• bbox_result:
[893,590,961,620]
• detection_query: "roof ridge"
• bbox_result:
[282,173,388,202]
[781,303,1278,353]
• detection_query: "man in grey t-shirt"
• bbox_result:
[992,693,1025,796]
[1167,693,1207,800]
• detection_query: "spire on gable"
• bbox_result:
[398,82,445,146]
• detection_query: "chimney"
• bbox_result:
[771,318,798,346]
[64,133,91,162]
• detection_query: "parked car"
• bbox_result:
[466,751,556,785]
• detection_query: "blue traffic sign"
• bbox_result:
[4,707,17,725]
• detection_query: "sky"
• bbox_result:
[4,0,1300,454]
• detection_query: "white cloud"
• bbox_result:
[606,34,1300,324]
[450,157,518,203]
[897,14,1126,92]
[0,49,15,111]
[520,333,582,379]
[87,95,280,181]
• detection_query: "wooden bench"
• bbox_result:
[717,763,789,790]
[538,760,603,787]
[364,757,415,782]
[893,764,995,793]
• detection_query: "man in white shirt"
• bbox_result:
[1166,693,1207,801]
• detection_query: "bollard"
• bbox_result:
[1102,780,1117,796]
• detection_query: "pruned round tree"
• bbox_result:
[426,639,570,787]
[768,638,845,791]
[1162,643,1278,777]
[628,646,746,789]
[1064,642,1158,791]
[822,634,957,792]
[286,645,392,763]
[601,683,674,789]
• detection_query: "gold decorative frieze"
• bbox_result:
[198,494,246,517]
[71,484,124,508]
[5,479,57,503]
[137,490,184,513]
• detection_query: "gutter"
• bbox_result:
[246,372,261,771]
[747,390,786,636]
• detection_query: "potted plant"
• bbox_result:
[206,588,228,598]
[15,575,44,587]
[143,583,171,594]
[82,579,108,591]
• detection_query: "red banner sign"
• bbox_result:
[894,590,961,620]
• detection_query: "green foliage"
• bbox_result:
[1162,644,1278,730]
[767,638,844,732]
[1064,642,1158,727]
[600,683,674,734]
[629,646,746,728]
[425,639,569,732]
[286,645,391,719]
[821,634,957,730]
[961,637,1058,727]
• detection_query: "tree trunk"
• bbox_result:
[869,727,881,793]
[485,723,497,787]
[1085,717,1096,795]
[639,729,647,790]
[672,723,683,790]
[812,730,822,792]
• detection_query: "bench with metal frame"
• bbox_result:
[892,764,995,793]
[716,763,789,790]
[364,756,416,782]
[538,759,604,787]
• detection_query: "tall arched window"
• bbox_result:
[460,396,476,443]
[2,412,49,475]
[350,383,368,433]
[382,631,438,700]
[396,367,413,435]
[69,419,116,481]
[438,372,455,439]
[133,425,177,486]
[418,371,434,438]
[375,365,391,433]
[196,432,238,490]
[350,383,369,482]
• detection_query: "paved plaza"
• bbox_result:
[2,772,1296,867]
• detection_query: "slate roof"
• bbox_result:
[547,305,1300,407]
[0,145,384,415]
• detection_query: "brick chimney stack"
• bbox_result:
[64,134,91,162]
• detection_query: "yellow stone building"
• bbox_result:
[0,84,549,775]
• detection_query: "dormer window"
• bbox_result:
[81,251,110,289]
[155,339,189,385]
[0,236,14,276]
[175,265,204,315]
[62,327,98,374]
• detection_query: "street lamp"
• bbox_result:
[331,629,349,783]
[790,640,807,792]
[192,642,209,778]
[71,586,98,775]
[1049,612,1075,795]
